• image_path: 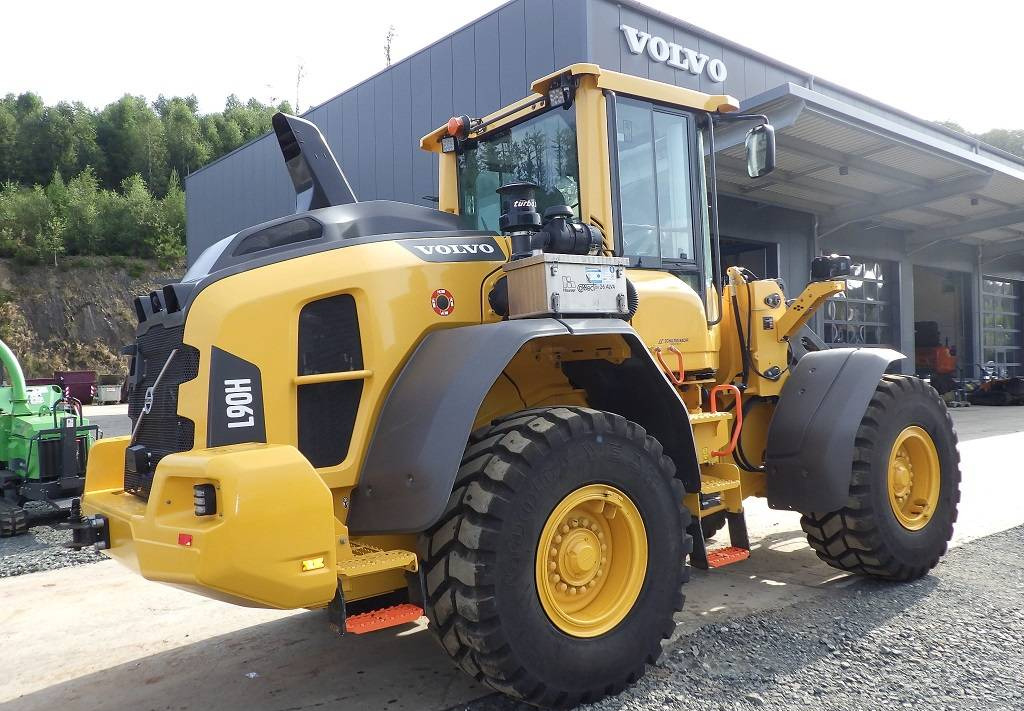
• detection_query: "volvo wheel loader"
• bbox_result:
[74,64,960,708]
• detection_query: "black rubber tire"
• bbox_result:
[419,406,691,708]
[800,375,961,581]
[699,510,727,540]
[0,502,29,537]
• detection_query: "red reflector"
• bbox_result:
[178,533,193,547]
[446,116,463,136]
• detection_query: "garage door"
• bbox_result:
[982,277,1022,376]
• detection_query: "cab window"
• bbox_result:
[614,98,699,269]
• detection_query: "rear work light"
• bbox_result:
[193,483,217,516]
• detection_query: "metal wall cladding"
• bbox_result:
[185,0,996,264]
[185,0,587,261]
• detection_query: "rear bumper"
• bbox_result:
[82,437,338,609]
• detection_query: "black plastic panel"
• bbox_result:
[298,381,363,468]
[298,295,363,375]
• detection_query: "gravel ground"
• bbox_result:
[0,523,103,578]
[464,525,1024,711]
[0,411,127,578]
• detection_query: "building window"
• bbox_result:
[615,99,696,263]
[824,259,895,348]
[982,277,1022,376]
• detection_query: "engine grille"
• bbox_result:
[125,325,200,498]
[297,295,363,468]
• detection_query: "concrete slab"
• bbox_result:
[3,411,1022,711]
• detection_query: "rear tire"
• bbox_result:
[800,375,960,580]
[419,406,691,708]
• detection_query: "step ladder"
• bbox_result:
[688,473,750,570]
[328,542,423,635]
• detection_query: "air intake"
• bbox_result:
[272,112,357,213]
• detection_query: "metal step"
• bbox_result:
[337,543,418,578]
[345,603,424,634]
[706,546,751,568]
[700,474,741,493]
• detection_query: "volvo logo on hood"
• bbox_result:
[619,24,728,83]
[400,236,504,262]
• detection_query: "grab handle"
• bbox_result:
[654,346,685,386]
[709,384,743,457]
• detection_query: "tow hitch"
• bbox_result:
[59,497,109,551]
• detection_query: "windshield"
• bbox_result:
[457,106,580,231]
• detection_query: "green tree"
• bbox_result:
[96,95,168,195]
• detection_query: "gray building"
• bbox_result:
[185,0,1024,380]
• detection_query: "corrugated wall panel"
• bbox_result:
[524,0,555,85]
[374,73,395,201]
[410,51,433,206]
[474,13,501,116]
[452,28,477,117]
[356,82,376,200]
[498,2,527,105]
[391,60,414,204]
[341,92,359,198]
[552,0,587,69]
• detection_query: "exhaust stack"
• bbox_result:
[272,112,357,213]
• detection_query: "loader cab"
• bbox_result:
[426,63,775,329]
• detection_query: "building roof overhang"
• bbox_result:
[715,83,1024,265]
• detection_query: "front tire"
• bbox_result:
[801,375,961,580]
[419,407,691,708]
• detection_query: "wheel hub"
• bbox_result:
[887,426,941,531]
[535,485,647,637]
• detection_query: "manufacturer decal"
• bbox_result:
[620,24,727,83]
[401,236,503,263]
[431,288,455,316]
[207,347,267,447]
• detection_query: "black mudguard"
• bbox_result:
[764,347,905,513]
[346,318,699,535]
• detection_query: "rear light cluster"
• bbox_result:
[193,484,217,516]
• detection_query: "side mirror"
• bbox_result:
[745,123,777,178]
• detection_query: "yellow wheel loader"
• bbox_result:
[75,64,960,707]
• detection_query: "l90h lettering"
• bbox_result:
[224,379,255,429]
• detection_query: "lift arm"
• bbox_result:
[775,280,846,342]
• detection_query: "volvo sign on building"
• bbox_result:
[619,24,727,82]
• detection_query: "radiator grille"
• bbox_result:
[125,325,200,498]
[297,295,363,467]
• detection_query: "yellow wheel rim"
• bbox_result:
[887,426,941,531]
[535,484,647,638]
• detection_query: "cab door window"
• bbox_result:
[614,99,698,269]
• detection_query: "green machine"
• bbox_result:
[0,339,99,536]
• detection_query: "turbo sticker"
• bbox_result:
[431,288,455,316]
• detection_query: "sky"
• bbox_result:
[3,0,1022,134]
